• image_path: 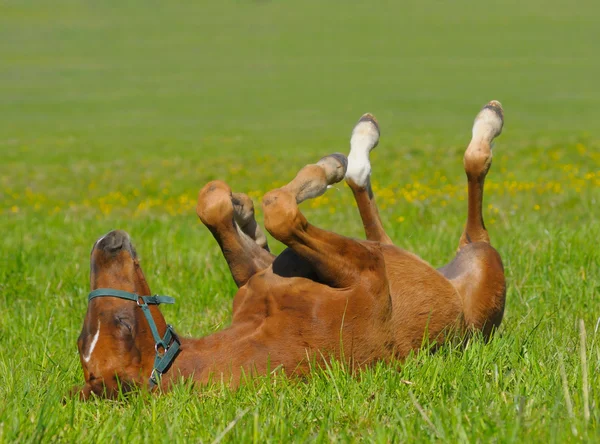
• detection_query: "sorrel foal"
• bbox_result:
[74,101,505,399]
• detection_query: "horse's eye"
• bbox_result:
[115,317,133,334]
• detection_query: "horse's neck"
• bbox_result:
[168,321,260,384]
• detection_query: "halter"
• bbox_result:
[88,288,181,388]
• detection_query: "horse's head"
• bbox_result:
[73,230,169,399]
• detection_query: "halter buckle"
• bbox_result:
[150,368,161,386]
[155,342,167,357]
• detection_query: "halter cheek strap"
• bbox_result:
[88,288,181,388]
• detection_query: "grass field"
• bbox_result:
[1,0,599,441]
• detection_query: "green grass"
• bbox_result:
[1,0,599,441]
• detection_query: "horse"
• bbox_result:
[73,101,505,399]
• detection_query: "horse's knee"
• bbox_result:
[262,189,305,241]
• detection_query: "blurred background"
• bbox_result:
[2,0,597,156]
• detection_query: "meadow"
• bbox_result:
[1,0,599,441]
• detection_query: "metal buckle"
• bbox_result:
[150,368,161,386]
[155,342,167,357]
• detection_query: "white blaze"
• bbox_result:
[82,319,100,363]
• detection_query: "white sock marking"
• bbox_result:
[346,120,379,188]
[472,108,503,143]
[82,319,100,363]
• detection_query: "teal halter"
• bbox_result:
[88,288,181,388]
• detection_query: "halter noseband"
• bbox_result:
[88,288,181,388]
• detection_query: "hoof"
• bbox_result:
[351,113,380,150]
[346,113,380,188]
[482,100,503,121]
[231,192,255,227]
[357,113,380,135]
[473,100,504,142]
[316,153,348,185]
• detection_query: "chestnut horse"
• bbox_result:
[74,101,505,399]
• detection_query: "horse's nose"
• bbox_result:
[99,230,130,253]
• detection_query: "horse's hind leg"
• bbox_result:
[345,114,393,245]
[262,154,388,291]
[197,181,275,287]
[458,100,504,249]
[440,101,506,339]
